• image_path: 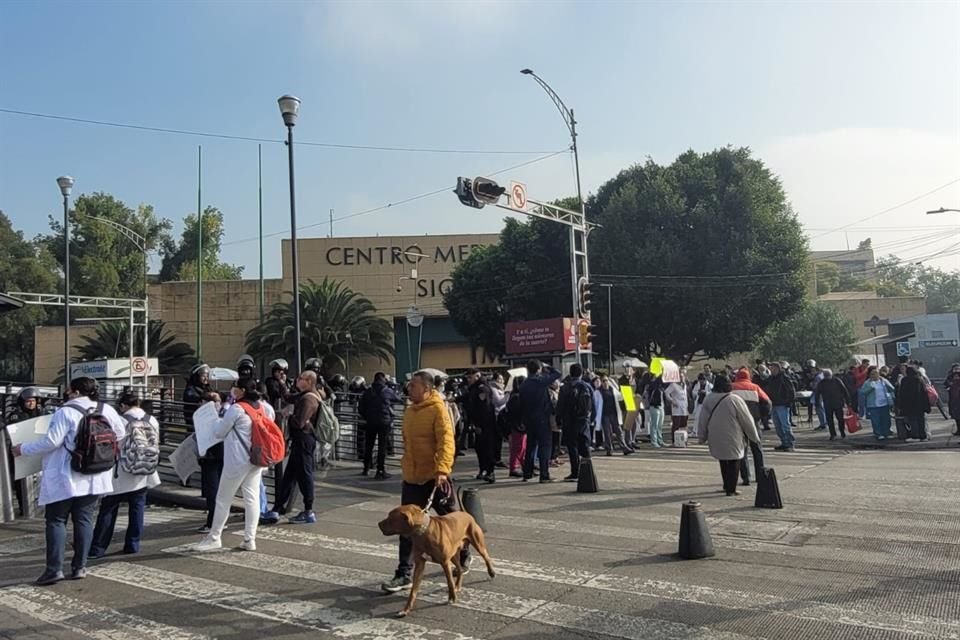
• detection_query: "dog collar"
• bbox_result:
[412,509,431,536]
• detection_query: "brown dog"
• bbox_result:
[378,504,495,617]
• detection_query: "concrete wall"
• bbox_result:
[34,325,99,385]
[819,295,927,340]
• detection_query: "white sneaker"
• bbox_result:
[239,539,256,552]
[194,536,222,552]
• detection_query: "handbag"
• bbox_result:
[843,408,861,434]
[925,384,940,407]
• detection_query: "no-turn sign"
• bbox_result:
[510,181,527,210]
[131,357,149,375]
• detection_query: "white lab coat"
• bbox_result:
[665,382,689,417]
[20,397,126,506]
[110,407,162,495]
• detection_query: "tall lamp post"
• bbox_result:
[57,176,74,387]
[278,95,303,372]
[600,283,613,370]
[520,68,592,367]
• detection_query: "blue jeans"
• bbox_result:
[648,407,665,447]
[523,421,553,479]
[867,406,891,438]
[260,480,268,514]
[814,397,827,427]
[44,494,98,576]
[772,405,794,448]
[90,488,147,556]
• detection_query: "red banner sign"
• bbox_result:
[505,318,576,355]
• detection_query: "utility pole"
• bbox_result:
[600,283,613,371]
[195,145,203,362]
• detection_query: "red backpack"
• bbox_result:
[237,402,286,467]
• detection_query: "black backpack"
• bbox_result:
[65,402,119,475]
[572,382,593,423]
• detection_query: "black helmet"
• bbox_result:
[348,376,367,393]
[16,387,41,412]
[269,358,289,372]
[237,354,256,371]
[304,358,323,373]
[329,374,347,390]
[190,363,210,380]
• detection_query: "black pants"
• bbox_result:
[274,431,316,513]
[825,406,846,438]
[396,480,468,579]
[739,439,765,483]
[551,431,561,460]
[363,422,390,473]
[199,458,223,528]
[564,426,592,478]
[719,460,740,494]
[477,425,501,475]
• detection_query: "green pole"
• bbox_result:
[196,145,202,362]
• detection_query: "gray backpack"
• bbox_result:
[119,414,160,475]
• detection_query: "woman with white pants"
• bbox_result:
[195,378,275,552]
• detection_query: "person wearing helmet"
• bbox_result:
[236,354,256,382]
[329,374,347,393]
[183,364,211,427]
[183,364,221,533]
[3,387,45,516]
[264,359,292,410]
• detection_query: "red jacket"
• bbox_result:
[732,369,771,420]
[854,365,869,389]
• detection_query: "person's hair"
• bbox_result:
[512,375,526,393]
[235,376,261,402]
[118,391,141,408]
[373,371,387,384]
[70,377,99,400]
[697,373,706,381]
[867,366,878,376]
[570,363,583,378]
[704,364,712,369]
[202,391,221,403]
[861,359,870,365]
[492,372,504,383]
[526,359,542,376]
[412,371,436,390]
[712,375,732,393]
[465,368,479,377]
[905,366,918,377]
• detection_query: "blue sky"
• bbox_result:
[2,0,958,278]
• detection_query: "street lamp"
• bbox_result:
[57,176,74,387]
[278,95,303,372]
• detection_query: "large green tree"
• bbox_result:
[73,319,196,376]
[0,211,59,380]
[245,278,394,377]
[42,192,172,301]
[874,256,960,313]
[757,302,856,369]
[160,206,243,282]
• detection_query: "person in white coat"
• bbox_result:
[89,392,161,558]
[195,377,276,552]
[12,377,126,585]
[690,373,714,428]
[665,377,689,434]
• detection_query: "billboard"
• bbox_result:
[505,318,578,355]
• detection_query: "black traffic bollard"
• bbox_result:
[678,501,715,560]
[754,467,783,509]
[459,487,486,531]
[577,458,599,493]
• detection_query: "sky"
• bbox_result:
[1,0,959,279]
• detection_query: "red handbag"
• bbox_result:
[844,409,861,434]
[925,384,940,407]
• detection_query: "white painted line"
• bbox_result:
[239,527,960,638]
[161,544,760,640]
[91,561,486,640]
[0,584,210,640]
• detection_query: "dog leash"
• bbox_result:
[423,485,439,513]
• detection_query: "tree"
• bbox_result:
[587,148,808,363]
[160,206,243,282]
[41,192,172,301]
[72,319,197,376]
[874,256,960,313]
[245,278,394,377]
[757,302,856,369]
[836,270,875,293]
[857,238,872,250]
[0,211,59,380]
[815,262,841,296]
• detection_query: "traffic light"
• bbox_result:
[578,277,593,318]
[578,320,596,348]
[454,177,484,209]
[472,177,506,205]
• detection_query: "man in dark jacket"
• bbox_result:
[273,370,323,523]
[763,362,797,451]
[896,366,931,441]
[358,371,401,479]
[519,360,562,482]
[557,364,594,482]
[817,369,851,440]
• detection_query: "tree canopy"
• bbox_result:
[874,256,960,313]
[445,147,809,363]
[160,206,243,282]
[757,302,856,369]
[74,319,196,375]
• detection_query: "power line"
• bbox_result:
[0,107,557,155]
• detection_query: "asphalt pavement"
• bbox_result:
[1,416,959,640]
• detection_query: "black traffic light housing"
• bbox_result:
[578,277,593,318]
[472,177,506,205]
[454,177,484,209]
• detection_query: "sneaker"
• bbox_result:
[495,461,507,469]
[623,449,633,456]
[458,556,472,576]
[509,470,522,478]
[539,477,555,484]
[360,469,370,477]
[35,571,64,586]
[563,475,578,482]
[476,472,486,480]
[484,473,496,484]
[88,549,106,560]
[783,447,796,452]
[375,470,391,480]
[194,536,222,552]
[260,511,280,525]
[289,511,317,525]
[70,567,87,580]
[239,539,256,552]
[381,575,412,593]
[773,445,788,451]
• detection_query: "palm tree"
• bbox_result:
[74,319,196,376]
[245,278,394,377]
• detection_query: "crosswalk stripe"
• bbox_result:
[160,544,760,640]
[238,527,960,638]
[91,561,486,640]
[0,585,210,640]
